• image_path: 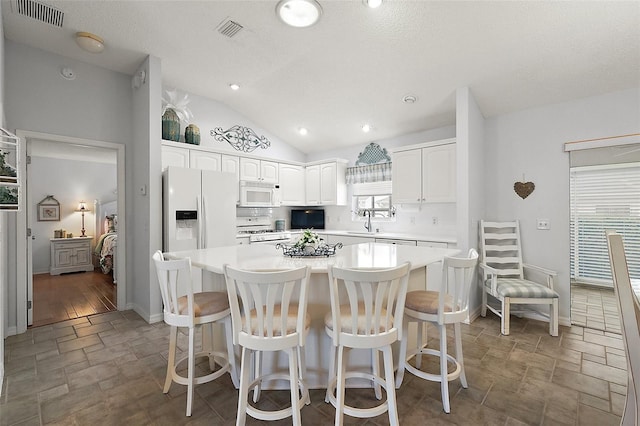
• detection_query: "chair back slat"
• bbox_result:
[328,263,411,345]
[439,249,479,321]
[223,265,311,348]
[153,251,194,323]
[480,220,525,278]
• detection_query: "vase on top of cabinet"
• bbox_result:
[185,124,201,145]
[162,108,180,142]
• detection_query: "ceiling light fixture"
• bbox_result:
[276,0,322,28]
[299,127,308,136]
[402,95,418,104]
[362,124,371,132]
[363,0,383,8]
[75,31,104,53]
[229,83,240,91]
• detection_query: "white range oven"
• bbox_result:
[236,217,291,245]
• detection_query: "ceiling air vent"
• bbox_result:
[12,0,64,27]
[217,18,243,38]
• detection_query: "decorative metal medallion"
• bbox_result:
[211,125,271,152]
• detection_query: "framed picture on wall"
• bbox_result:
[37,195,60,221]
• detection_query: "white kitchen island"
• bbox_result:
[164,242,461,389]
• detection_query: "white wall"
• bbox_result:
[4,40,133,331]
[30,156,116,273]
[308,125,458,236]
[484,87,640,322]
[456,87,485,317]
[164,89,306,163]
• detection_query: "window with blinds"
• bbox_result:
[570,163,640,286]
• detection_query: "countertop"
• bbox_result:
[166,242,460,274]
[236,229,456,244]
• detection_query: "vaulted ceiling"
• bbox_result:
[3,0,639,154]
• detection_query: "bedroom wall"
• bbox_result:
[30,156,117,274]
[484,87,640,323]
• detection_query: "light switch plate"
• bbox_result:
[537,218,550,230]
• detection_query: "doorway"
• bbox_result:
[16,131,126,333]
[569,161,640,333]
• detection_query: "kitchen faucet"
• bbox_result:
[363,209,373,233]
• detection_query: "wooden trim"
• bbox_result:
[564,133,640,152]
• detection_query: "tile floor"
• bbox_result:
[570,283,621,334]
[1,310,626,425]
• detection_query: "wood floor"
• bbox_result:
[31,269,116,328]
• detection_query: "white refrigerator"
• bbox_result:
[163,166,237,291]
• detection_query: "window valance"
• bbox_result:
[345,162,392,184]
[346,142,392,184]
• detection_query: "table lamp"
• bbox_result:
[75,201,90,237]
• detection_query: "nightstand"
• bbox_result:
[50,236,94,275]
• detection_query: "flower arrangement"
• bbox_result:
[294,228,322,248]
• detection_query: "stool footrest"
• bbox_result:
[404,347,462,383]
[245,372,309,422]
[171,350,231,386]
[326,371,390,418]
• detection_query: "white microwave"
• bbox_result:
[239,181,282,207]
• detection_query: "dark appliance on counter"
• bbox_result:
[291,209,325,230]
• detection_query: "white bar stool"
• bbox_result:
[152,251,238,417]
[395,249,478,413]
[223,265,311,426]
[325,263,411,426]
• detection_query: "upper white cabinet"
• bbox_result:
[305,161,347,206]
[392,139,456,204]
[240,158,279,183]
[305,165,321,205]
[162,145,190,171]
[279,163,306,206]
[221,155,240,203]
[190,150,221,171]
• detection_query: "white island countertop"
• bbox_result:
[165,242,460,274]
[314,229,456,244]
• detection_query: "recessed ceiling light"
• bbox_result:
[363,0,383,8]
[362,124,371,133]
[276,0,322,28]
[75,31,104,53]
[402,95,418,104]
[229,83,240,91]
[299,127,308,135]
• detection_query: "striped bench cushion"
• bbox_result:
[486,278,559,298]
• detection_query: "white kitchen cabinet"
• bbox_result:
[392,140,456,204]
[305,165,320,205]
[305,161,347,206]
[279,163,306,206]
[50,237,94,275]
[416,240,449,248]
[375,238,417,246]
[162,145,190,171]
[240,158,279,183]
[325,234,374,245]
[221,155,240,203]
[190,150,221,171]
[236,236,250,245]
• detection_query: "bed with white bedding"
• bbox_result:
[94,213,117,283]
